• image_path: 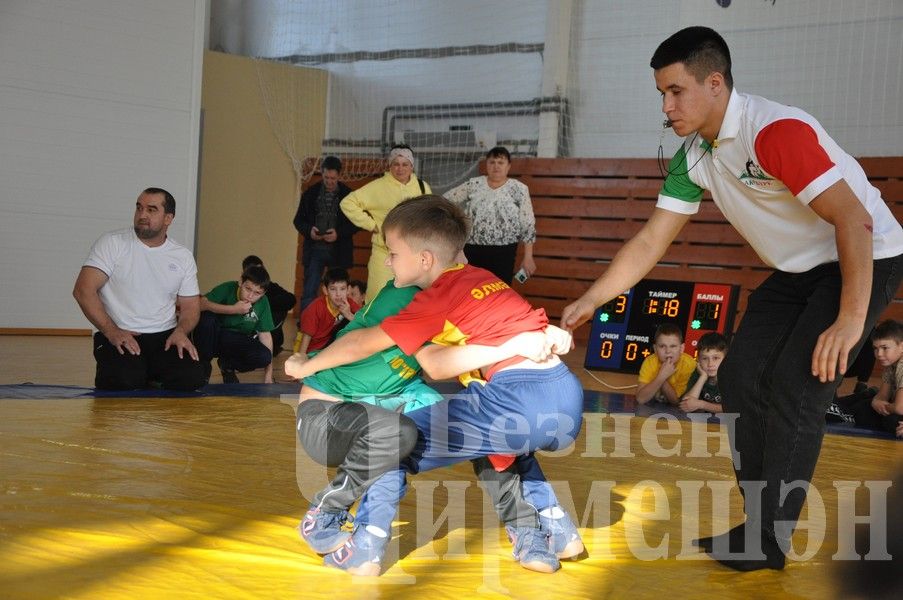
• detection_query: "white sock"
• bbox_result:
[365,524,388,538]
[539,506,565,519]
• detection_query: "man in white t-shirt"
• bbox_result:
[562,27,903,572]
[73,187,206,390]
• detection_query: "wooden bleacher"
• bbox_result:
[295,156,903,342]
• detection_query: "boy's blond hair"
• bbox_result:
[382,195,471,264]
[654,322,684,343]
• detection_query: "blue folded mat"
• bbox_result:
[0,382,896,440]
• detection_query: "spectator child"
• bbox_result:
[347,279,366,307]
[292,267,359,355]
[839,320,903,437]
[636,323,696,405]
[680,332,728,413]
[241,255,296,353]
[196,265,275,384]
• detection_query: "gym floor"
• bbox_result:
[1,333,900,599]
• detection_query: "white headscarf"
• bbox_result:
[388,147,414,166]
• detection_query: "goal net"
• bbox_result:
[212,0,902,192]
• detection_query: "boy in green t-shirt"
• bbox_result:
[195,265,275,383]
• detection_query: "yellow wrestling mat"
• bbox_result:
[1,395,900,599]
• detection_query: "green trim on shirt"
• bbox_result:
[660,143,705,203]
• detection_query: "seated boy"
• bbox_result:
[195,265,274,383]
[292,279,582,573]
[838,320,903,437]
[242,255,297,354]
[286,195,585,576]
[679,332,728,413]
[292,268,359,355]
[347,279,366,307]
[635,323,696,405]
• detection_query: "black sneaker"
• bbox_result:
[217,358,239,384]
[825,401,855,424]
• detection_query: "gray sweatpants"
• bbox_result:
[297,399,418,510]
[296,399,539,528]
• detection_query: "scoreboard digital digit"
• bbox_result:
[584,279,740,373]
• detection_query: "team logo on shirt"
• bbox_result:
[738,159,778,190]
[470,280,510,300]
[389,356,417,379]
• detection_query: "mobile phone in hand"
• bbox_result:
[514,268,529,284]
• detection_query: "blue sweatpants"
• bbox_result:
[355,362,584,533]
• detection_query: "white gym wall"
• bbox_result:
[0,0,208,330]
[210,0,903,160]
[2,0,899,331]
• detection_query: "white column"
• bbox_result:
[537,0,572,157]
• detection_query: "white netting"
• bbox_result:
[254,59,318,197]
[211,0,903,192]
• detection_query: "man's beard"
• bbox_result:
[134,224,163,239]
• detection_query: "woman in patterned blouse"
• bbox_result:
[444,146,537,284]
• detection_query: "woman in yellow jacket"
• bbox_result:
[340,144,431,301]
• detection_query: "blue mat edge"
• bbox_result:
[0,383,897,441]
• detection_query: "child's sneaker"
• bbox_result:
[299,506,353,554]
[323,524,388,576]
[825,401,855,424]
[539,506,585,559]
[217,358,239,384]
[505,525,560,573]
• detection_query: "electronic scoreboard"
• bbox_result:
[584,279,740,373]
